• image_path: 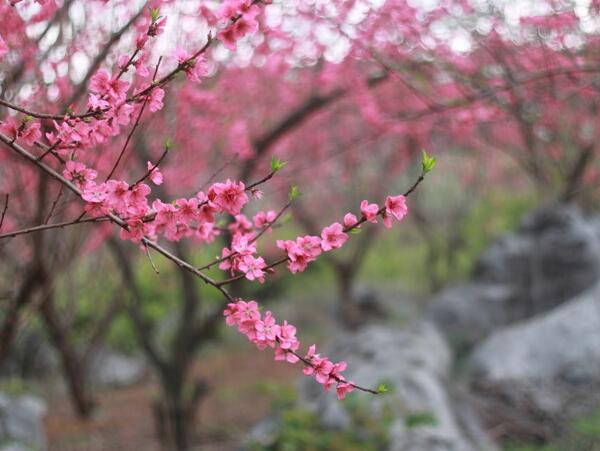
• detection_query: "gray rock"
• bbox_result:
[527,208,600,312]
[0,393,46,451]
[428,205,600,349]
[245,415,281,448]
[468,281,600,434]
[474,233,534,288]
[88,349,146,388]
[426,283,514,352]
[477,205,600,313]
[248,322,497,451]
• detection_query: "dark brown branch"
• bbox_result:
[0,194,8,232]
[240,73,388,181]
[44,185,64,224]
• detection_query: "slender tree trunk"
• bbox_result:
[561,144,595,203]
[155,366,207,451]
[40,287,95,418]
[335,264,361,329]
[165,372,188,451]
[0,267,43,363]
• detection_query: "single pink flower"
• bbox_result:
[148,87,165,112]
[147,161,163,185]
[360,200,379,223]
[296,235,322,259]
[314,358,335,384]
[255,311,280,347]
[219,247,235,271]
[89,68,129,101]
[89,69,111,94]
[277,320,298,350]
[20,122,41,145]
[385,195,408,224]
[0,118,18,140]
[253,210,277,229]
[343,213,358,228]
[218,25,240,51]
[238,255,266,282]
[238,300,260,322]
[321,222,348,251]
[106,180,130,211]
[88,94,109,110]
[63,161,97,189]
[224,302,240,326]
[274,345,300,363]
[336,382,355,400]
[208,179,248,215]
[176,198,198,222]
[276,240,302,272]
[119,216,147,242]
[81,182,108,203]
[129,183,151,205]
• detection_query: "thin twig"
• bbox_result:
[44,185,64,224]
[143,243,160,274]
[105,56,163,181]
[246,167,279,191]
[199,153,239,191]
[131,143,169,188]
[0,195,9,232]
[284,345,379,395]
[0,217,111,240]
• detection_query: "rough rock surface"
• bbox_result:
[468,281,600,424]
[0,393,47,451]
[428,205,600,350]
[88,348,146,388]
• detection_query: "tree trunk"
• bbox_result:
[0,267,43,363]
[561,144,595,203]
[335,264,361,329]
[40,288,95,418]
[109,238,209,449]
[154,368,207,451]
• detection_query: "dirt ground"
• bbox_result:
[45,349,297,451]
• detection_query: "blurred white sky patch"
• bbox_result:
[10,0,600,97]
[423,0,600,52]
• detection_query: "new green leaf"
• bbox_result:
[421,149,436,174]
[271,156,287,172]
[289,185,299,200]
[150,7,161,22]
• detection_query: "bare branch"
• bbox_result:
[0,194,8,232]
